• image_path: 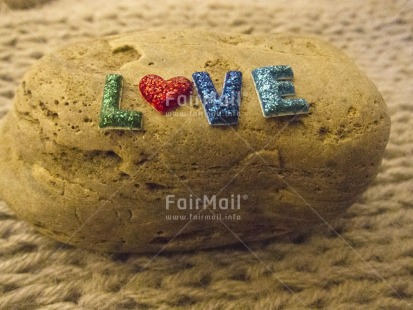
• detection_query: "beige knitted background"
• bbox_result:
[0,0,412,309]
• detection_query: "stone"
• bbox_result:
[0,30,390,253]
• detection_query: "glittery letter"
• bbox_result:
[99,74,143,130]
[139,75,192,114]
[251,66,309,117]
[192,71,242,125]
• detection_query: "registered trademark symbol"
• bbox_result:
[243,194,248,200]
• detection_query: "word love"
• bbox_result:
[99,66,309,130]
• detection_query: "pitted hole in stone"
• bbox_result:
[145,183,168,190]
[84,150,122,166]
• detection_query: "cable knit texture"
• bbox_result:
[0,0,412,309]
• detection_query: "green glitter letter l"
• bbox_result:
[99,74,143,130]
[251,66,309,117]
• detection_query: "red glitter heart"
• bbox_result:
[139,75,193,114]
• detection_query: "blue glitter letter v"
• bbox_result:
[251,66,309,117]
[99,74,143,130]
[192,71,242,125]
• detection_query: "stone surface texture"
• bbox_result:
[0,30,390,252]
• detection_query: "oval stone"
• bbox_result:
[0,31,390,253]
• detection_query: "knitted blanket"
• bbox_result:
[0,0,412,308]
